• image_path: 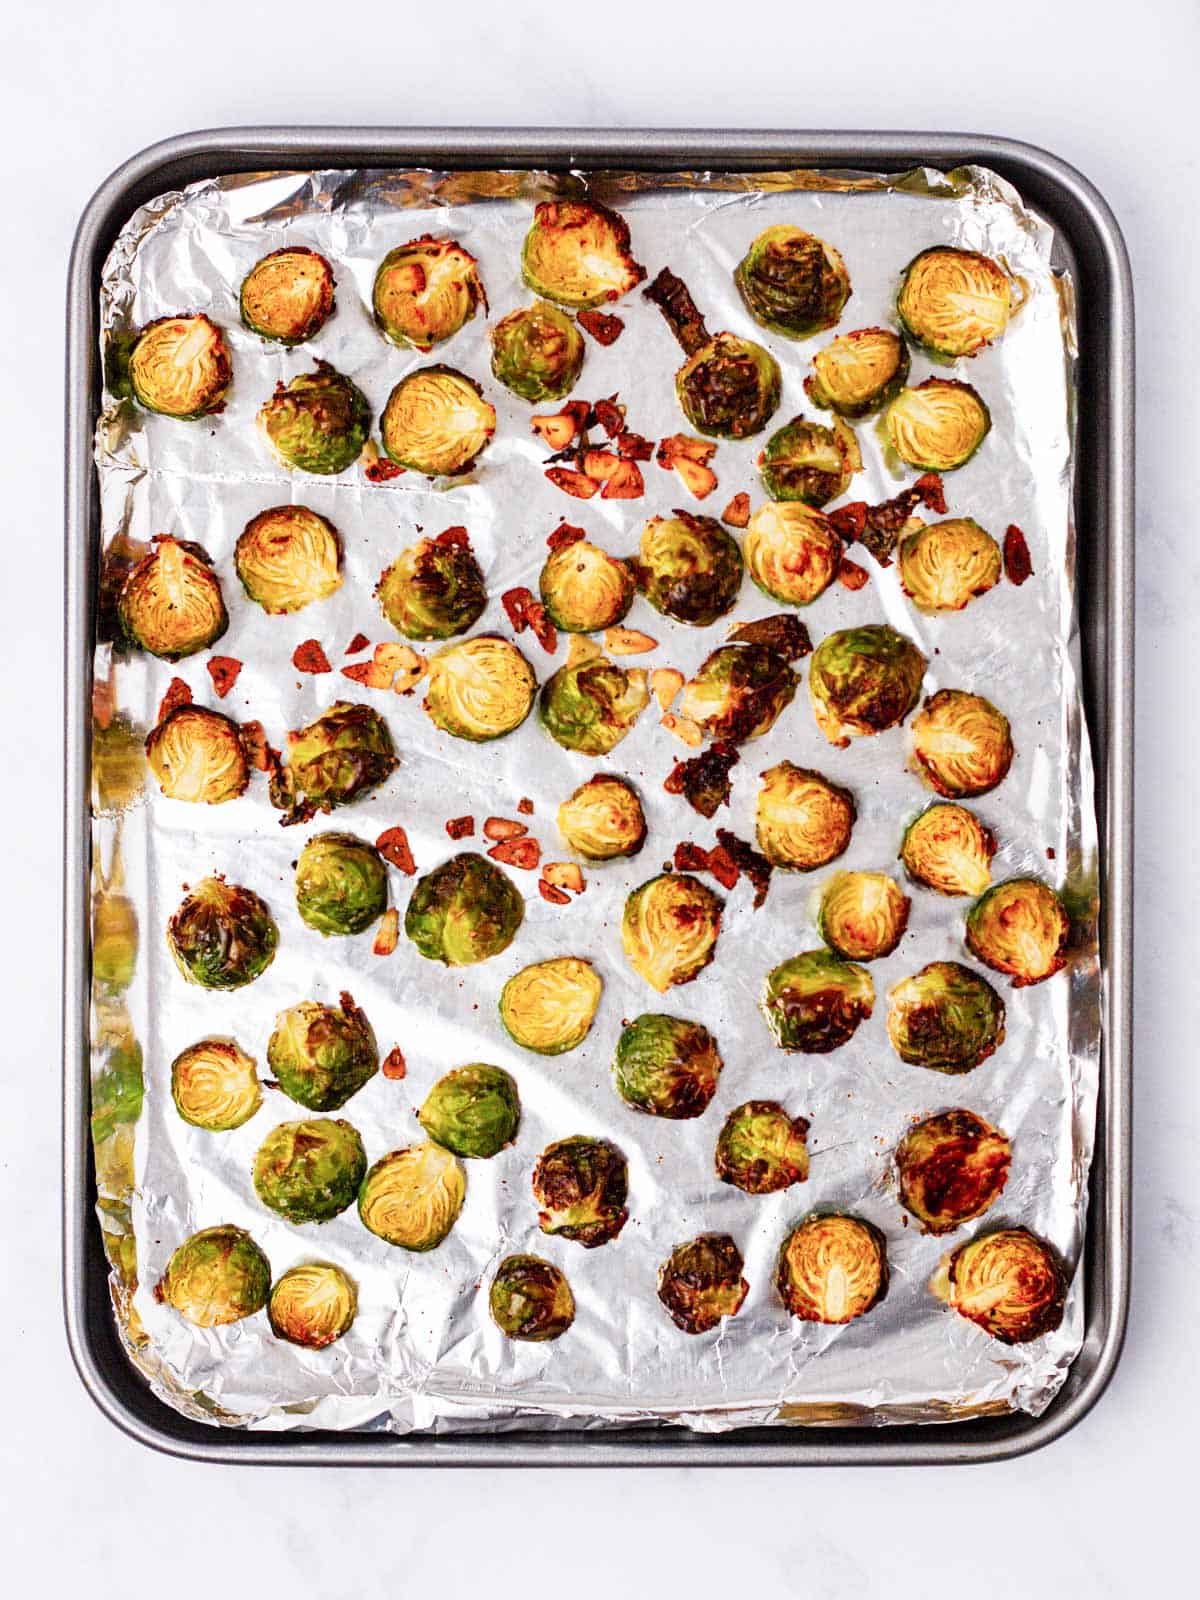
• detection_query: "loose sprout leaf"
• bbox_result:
[727,613,812,660]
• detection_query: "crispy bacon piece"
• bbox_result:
[206,656,242,698]
[546,521,586,552]
[373,909,400,956]
[525,601,558,655]
[538,877,571,906]
[157,677,192,722]
[381,1045,407,1079]
[838,556,870,591]
[542,861,585,894]
[706,843,741,891]
[673,842,711,873]
[488,836,541,870]
[518,797,535,815]
[375,826,416,874]
[913,472,947,515]
[664,742,739,819]
[546,465,599,499]
[240,721,269,772]
[341,642,426,694]
[484,817,528,841]
[345,632,370,656]
[502,586,535,631]
[1004,524,1034,585]
[722,492,751,528]
[842,475,949,565]
[715,828,773,908]
[446,815,475,839]
[292,639,331,674]
[657,433,718,499]
[434,525,470,549]
[829,501,869,541]
[577,310,624,345]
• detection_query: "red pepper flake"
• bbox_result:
[593,397,626,438]
[722,493,751,529]
[525,601,558,655]
[538,877,571,906]
[206,656,242,698]
[517,797,534,815]
[292,639,332,674]
[157,677,192,722]
[434,525,470,549]
[446,815,475,839]
[1004,524,1034,585]
[345,632,370,656]
[488,836,542,871]
[546,521,586,552]
[837,556,870,591]
[577,310,624,346]
[381,1046,407,1080]
[1046,846,1056,861]
[502,586,535,631]
[375,826,416,875]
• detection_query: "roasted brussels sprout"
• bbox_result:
[269,1262,358,1348]
[622,873,722,993]
[716,1100,809,1194]
[258,363,370,475]
[294,832,389,937]
[376,535,486,642]
[381,365,496,477]
[373,237,485,351]
[735,226,850,338]
[531,1135,628,1248]
[900,803,996,897]
[658,1234,749,1334]
[613,1013,722,1119]
[235,505,343,614]
[896,1109,1011,1234]
[817,871,910,961]
[358,1142,466,1251]
[500,957,602,1055]
[757,415,861,507]
[897,247,1012,359]
[240,248,335,345]
[156,1224,270,1327]
[635,513,743,626]
[886,960,1005,1073]
[556,774,646,860]
[777,1214,888,1324]
[897,518,1001,612]
[539,644,649,755]
[491,300,585,402]
[910,689,1013,798]
[808,624,926,746]
[405,852,524,966]
[679,642,798,744]
[489,1255,575,1342]
[127,314,231,419]
[253,1117,367,1224]
[804,326,910,418]
[755,762,855,871]
[965,878,1070,987]
[167,878,278,990]
[521,200,644,310]
[424,635,537,742]
[676,331,781,440]
[934,1227,1066,1344]
[539,539,635,634]
[146,706,248,805]
[267,994,379,1111]
[885,379,990,472]
[744,501,842,606]
[418,1064,521,1159]
[761,950,874,1053]
[117,536,228,660]
[286,701,399,812]
[171,1038,262,1131]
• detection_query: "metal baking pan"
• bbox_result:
[63,127,1133,1465]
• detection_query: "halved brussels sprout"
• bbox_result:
[735,226,850,339]
[909,689,1013,798]
[167,878,278,990]
[896,1109,1011,1234]
[258,364,370,475]
[418,1064,521,1158]
[156,1224,270,1327]
[295,832,389,937]
[622,873,722,993]
[358,1142,466,1251]
[886,960,1005,1073]
[117,536,228,660]
[267,994,379,1111]
[377,535,487,641]
[805,326,909,418]
[235,505,343,614]
[679,642,798,744]
[965,878,1070,987]
[761,950,874,1053]
[817,871,910,961]
[715,1100,809,1194]
[171,1038,261,1130]
[556,774,646,860]
[900,803,996,897]
[776,1213,888,1324]
[252,1117,367,1223]
[491,300,584,402]
[897,518,1001,612]
[658,1234,749,1334]
[933,1228,1066,1344]
[539,645,649,755]
[744,501,842,606]
[897,247,1012,359]
[269,1262,358,1348]
[521,200,644,310]
[424,635,537,742]
[240,248,335,345]
[756,762,855,871]
[500,957,602,1055]
[531,1135,629,1248]
[381,365,496,477]
[613,1013,722,1119]
[676,331,781,440]
[539,540,636,634]
[489,1255,575,1342]
[286,701,399,812]
[757,415,861,507]
[373,237,485,351]
[405,852,524,966]
[885,379,990,472]
[634,513,743,626]
[808,624,926,746]
[146,706,248,805]
[127,314,231,418]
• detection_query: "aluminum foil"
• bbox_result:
[90,161,1099,1433]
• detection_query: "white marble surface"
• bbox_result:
[3,2,1195,1593]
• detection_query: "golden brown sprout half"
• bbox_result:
[910,689,1014,799]
[897,518,1001,612]
[885,379,991,472]
[268,1262,358,1348]
[521,200,645,310]
[715,1100,810,1195]
[756,762,855,871]
[804,326,910,418]
[776,1213,888,1324]
[240,248,336,345]
[381,365,496,477]
[499,957,603,1055]
[127,314,231,419]
[734,226,851,339]
[556,774,647,860]
[932,1227,1067,1344]
[423,635,537,742]
[170,1038,261,1131]
[146,706,249,805]
[897,247,1013,359]
[896,1109,1011,1234]
[900,803,997,897]
[621,873,723,993]
[373,237,486,351]
[156,1224,270,1327]
[817,871,911,961]
[540,539,636,634]
[117,536,228,661]
[357,1142,466,1251]
[235,505,343,614]
[744,501,842,606]
[965,878,1071,987]
[808,625,926,746]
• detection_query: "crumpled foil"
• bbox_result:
[90,161,1099,1434]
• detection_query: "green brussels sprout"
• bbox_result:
[381,365,496,477]
[965,878,1071,987]
[622,873,723,993]
[900,803,996,898]
[92,890,138,995]
[817,871,911,961]
[613,1013,722,1119]
[531,1135,629,1248]
[676,331,781,440]
[897,518,1001,612]
[715,1101,809,1194]
[373,236,486,351]
[489,1255,576,1342]
[539,643,649,755]
[126,314,231,419]
[418,1064,521,1158]
[405,852,524,966]
[295,832,389,937]
[521,200,645,310]
[171,1038,261,1131]
[269,1262,358,1348]
[657,1234,749,1334]
[146,706,248,805]
[267,993,379,1111]
[808,624,926,746]
[539,540,635,634]
[235,505,343,614]
[885,379,991,472]
[167,877,278,990]
[240,247,336,345]
[556,774,646,860]
[500,957,602,1055]
[932,1227,1066,1344]
[757,415,861,507]
[761,950,874,1053]
[376,534,487,642]
[423,635,537,741]
[156,1224,270,1327]
[286,702,399,811]
[734,225,851,339]
[252,1117,367,1223]
[635,513,743,626]
[257,363,370,475]
[804,326,909,418]
[491,300,585,402]
[895,1109,1011,1234]
[776,1213,888,1324]
[744,501,842,606]
[910,689,1013,798]
[897,247,1012,360]
[886,960,1006,1072]
[358,1142,466,1251]
[118,536,228,660]
[678,642,798,744]
[755,762,855,871]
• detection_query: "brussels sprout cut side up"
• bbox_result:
[267,994,378,1111]
[490,1256,575,1342]
[424,636,537,742]
[658,1235,749,1334]
[418,1064,521,1159]
[257,363,370,475]
[240,248,335,345]
[539,539,635,634]
[777,1214,888,1325]
[910,690,1013,799]
[885,379,991,473]
[118,536,228,661]
[886,961,1005,1073]
[252,1118,367,1224]
[405,853,524,966]
[236,505,343,614]
[805,326,909,418]
[269,1263,358,1348]
[381,365,496,477]
[715,1101,809,1195]
[900,804,997,898]
[156,1225,271,1328]
[932,1227,1066,1345]
[897,247,1013,360]
[373,237,486,351]
[167,878,278,991]
[532,1136,629,1248]
[762,950,874,1053]
[146,706,248,805]
[613,1013,722,1119]
[817,871,911,962]
[622,873,723,993]
[556,774,646,860]
[295,833,389,937]
[896,1109,1011,1234]
[378,535,487,641]
[171,1039,261,1131]
[679,640,800,745]
[744,502,842,607]
[500,958,602,1055]
[125,314,231,419]
[965,878,1071,987]
[358,1143,466,1251]
[897,518,1001,612]
[521,200,645,311]
[756,763,856,871]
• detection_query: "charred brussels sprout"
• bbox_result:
[146,706,248,805]
[539,540,636,634]
[897,247,1012,359]
[900,803,996,897]
[805,326,909,418]
[381,365,496,477]
[240,248,335,345]
[965,878,1070,987]
[885,379,990,472]
[817,871,910,961]
[118,536,228,660]
[896,1109,1011,1234]
[777,1214,888,1324]
[556,774,646,860]
[171,1039,261,1131]
[257,363,370,475]
[491,300,585,402]
[808,624,926,746]
[373,237,485,351]
[622,873,722,993]
[424,635,537,741]
[677,331,781,440]
[613,1013,722,1120]
[500,957,602,1055]
[635,513,743,626]
[756,762,855,871]
[267,994,379,1111]
[405,852,524,966]
[762,950,873,1053]
[934,1228,1066,1344]
[252,1117,367,1224]
[286,701,398,811]
[358,1143,466,1251]
[744,501,842,606]
[658,1234,749,1334]
[156,1224,270,1327]
[910,689,1013,798]
[897,518,1001,612]
[757,415,861,507]
[532,1136,629,1248]
[735,226,850,338]
[377,535,487,641]
[716,1101,809,1194]
[269,1262,358,1348]
[521,200,645,310]
[418,1064,521,1159]
[126,314,231,419]
[167,878,278,990]
[539,645,649,755]
[235,505,343,614]
[490,1255,575,1342]
[886,960,1005,1073]
[679,642,798,744]
[295,832,389,937]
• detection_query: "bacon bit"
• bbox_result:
[292,639,331,674]
[546,521,586,552]
[913,472,947,515]
[542,861,585,894]
[673,841,710,873]
[484,816,528,841]
[650,667,685,710]
[546,465,599,499]
[525,602,558,655]
[502,586,535,631]
[206,656,242,698]
[715,827,774,908]
[722,492,751,528]
[381,1045,407,1079]
[446,815,475,839]
[838,556,870,591]
[362,440,405,483]
[434,526,470,549]
[532,401,590,451]
[615,430,654,461]
[577,310,624,345]
[1004,524,1034,585]
[1046,846,1056,861]
[157,677,192,722]
[517,797,535,816]
[664,742,739,818]
[346,632,370,656]
[706,843,741,891]
[605,626,657,655]
[240,721,269,772]
[662,712,703,748]
[593,397,626,438]
[372,909,400,956]
[829,501,869,540]
[488,836,542,870]
[848,475,949,565]
[538,877,571,906]
[375,826,416,874]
